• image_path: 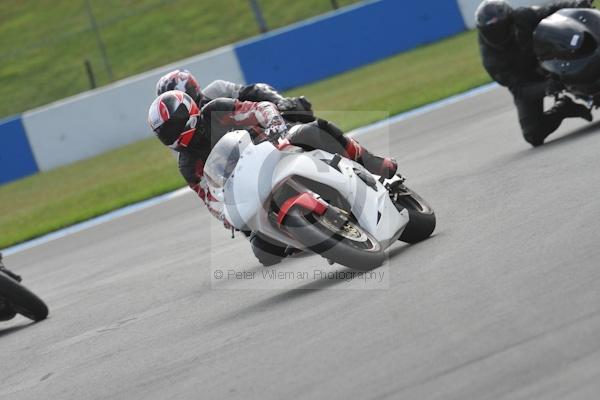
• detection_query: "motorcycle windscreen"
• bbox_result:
[534,13,596,61]
[204,135,243,189]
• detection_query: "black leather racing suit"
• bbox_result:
[198,80,314,123]
[478,1,592,144]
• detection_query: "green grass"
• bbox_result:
[0,139,182,248]
[0,0,358,119]
[0,30,491,249]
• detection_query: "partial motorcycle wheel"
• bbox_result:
[281,207,385,271]
[0,274,48,322]
[249,232,287,267]
[392,184,436,244]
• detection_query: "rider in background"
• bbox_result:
[476,0,594,146]
[0,252,21,321]
[147,90,398,265]
[156,69,314,123]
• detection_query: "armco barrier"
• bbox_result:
[0,116,38,184]
[234,0,466,90]
[21,45,245,172]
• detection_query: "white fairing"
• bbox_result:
[204,130,409,250]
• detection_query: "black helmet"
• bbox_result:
[148,90,200,150]
[475,0,514,49]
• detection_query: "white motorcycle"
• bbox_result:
[204,129,436,270]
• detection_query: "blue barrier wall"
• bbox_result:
[234,0,466,90]
[0,116,39,184]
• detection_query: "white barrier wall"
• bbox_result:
[22,45,245,171]
[458,0,553,28]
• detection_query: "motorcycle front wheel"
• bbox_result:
[0,273,48,322]
[391,184,436,244]
[281,207,385,271]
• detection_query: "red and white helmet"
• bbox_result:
[156,69,203,103]
[148,90,200,150]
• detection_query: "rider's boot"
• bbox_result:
[343,137,398,179]
[0,252,22,282]
[317,119,398,179]
[526,97,593,146]
[550,96,593,122]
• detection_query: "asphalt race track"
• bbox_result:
[2,87,600,400]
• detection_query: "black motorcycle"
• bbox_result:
[0,253,48,322]
[534,8,600,103]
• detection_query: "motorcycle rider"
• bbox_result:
[476,0,594,146]
[154,70,313,265]
[155,69,314,123]
[147,90,398,265]
[0,252,21,321]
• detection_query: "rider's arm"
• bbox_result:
[238,83,285,104]
[205,81,300,110]
[479,38,526,89]
[238,83,314,119]
[201,98,287,139]
[202,80,243,101]
[483,56,549,98]
[479,34,549,97]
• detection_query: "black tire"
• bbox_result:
[250,232,287,267]
[281,208,385,271]
[393,185,436,244]
[0,274,48,322]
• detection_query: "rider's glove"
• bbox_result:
[295,96,313,112]
[277,96,315,123]
[276,98,296,111]
[277,96,313,112]
[264,123,288,141]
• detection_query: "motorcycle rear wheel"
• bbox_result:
[0,273,48,322]
[281,207,385,271]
